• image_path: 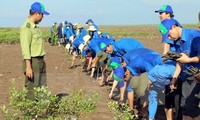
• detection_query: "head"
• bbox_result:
[124,67,131,81]
[159,19,182,41]
[121,58,127,67]
[97,31,102,38]
[99,41,113,54]
[105,44,114,54]
[86,19,94,26]
[155,5,174,21]
[29,2,49,23]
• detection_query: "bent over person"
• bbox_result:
[20,2,49,100]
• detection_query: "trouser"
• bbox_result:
[22,57,47,100]
[181,76,200,119]
[51,35,57,45]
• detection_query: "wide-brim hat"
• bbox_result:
[97,51,108,63]
[87,25,97,31]
[83,35,91,44]
[129,73,148,98]
[78,43,85,52]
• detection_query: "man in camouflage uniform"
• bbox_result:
[20,2,49,100]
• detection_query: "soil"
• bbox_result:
[0,29,166,119]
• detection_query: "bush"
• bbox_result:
[1,85,100,120]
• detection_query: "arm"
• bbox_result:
[109,80,118,99]
[163,43,170,55]
[170,62,182,90]
[177,53,200,63]
[25,59,33,79]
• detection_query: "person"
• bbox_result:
[98,31,115,42]
[88,25,99,39]
[159,19,200,119]
[19,2,49,100]
[51,22,58,46]
[57,23,63,46]
[155,4,182,120]
[86,19,98,31]
[100,38,144,57]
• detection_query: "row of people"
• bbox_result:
[66,5,200,120]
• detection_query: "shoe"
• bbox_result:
[82,69,88,72]
[68,65,75,69]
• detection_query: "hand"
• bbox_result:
[109,92,113,99]
[25,67,33,79]
[170,84,177,91]
[194,73,200,83]
[176,53,191,63]
[107,74,112,81]
[147,80,152,90]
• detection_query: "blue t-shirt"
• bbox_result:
[72,38,84,48]
[176,28,200,69]
[122,48,160,65]
[76,28,87,40]
[111,38,144,57]
[126,54,162,76]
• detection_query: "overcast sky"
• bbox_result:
[1,0,200,27]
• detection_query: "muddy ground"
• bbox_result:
[0,26,168,120]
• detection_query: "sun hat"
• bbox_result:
[87,26,97,31]
[129,73,148,98]
[97,51,108,63]
[76,23,83,29]
[158,19,179,41]
[83,35,91,44]
[113,67,124,82]
[155,5,173,14]
[31,2,49,15]
[78,43,85,52]
[86,19,93,24]
[65,43,71,50]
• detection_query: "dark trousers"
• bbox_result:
[22,57,46,100]
[181,76,200,119]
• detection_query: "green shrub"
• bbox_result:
[1,85,100,120]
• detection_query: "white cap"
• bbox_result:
[97,31,102,35]
[87,25,97,31]
[83,35,91,44]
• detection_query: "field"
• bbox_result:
[0,25,198,119]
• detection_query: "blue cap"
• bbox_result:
[155,5,173,14]
[158,19,179,41]
[108,57,121,69]
[86,19,93,24]
[99,40,112,51]
[64,21,68,24]
[31,2,49,15]
[113,67,124,82]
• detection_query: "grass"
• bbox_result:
[0,24,198,44]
